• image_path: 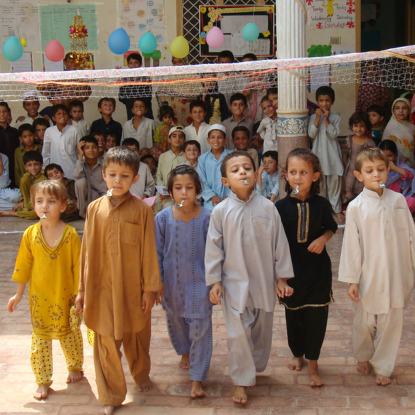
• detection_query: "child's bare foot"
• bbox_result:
[33,384,49,400]
[336,212,345,222]
[99,405,115,415]
[179,353,190,369]
[138,377,153,392]
[376,374,391,386]
[287,356,303,371]
[233,386,248,404]
[309,360,324,387]
[356,361,371,374]
[66,370,83,383]
[191,381,205,398]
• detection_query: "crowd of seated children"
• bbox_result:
[42,104,80,181]
[105,133,117,151]
[72,136,107,219]
[155,126,186,213]
[184,100,210,154]
[69,100,90,137]
[256,150,279,203]
[15,124,42,187]
[197,124,231,211]
[16,91,51,129]
[90,98,122,145]
[0,151,46,219]
[182,140,201,169]
[122,98,155,149]
[123,138,156,198]
[231,126,258,169]
[45,163,79,221]
[154,105,175,153]
[32,118,49,146]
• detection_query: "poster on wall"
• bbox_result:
[307,0,356,30]
[0,0,40,50]
[119,0,171,65]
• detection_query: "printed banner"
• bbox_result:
[307,0,356,30]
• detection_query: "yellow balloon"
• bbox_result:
[170,35,189,59]
[20,38,27,47]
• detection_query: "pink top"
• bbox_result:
[387,170,414,193]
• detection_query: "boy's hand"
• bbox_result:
[323,109,331,119]
[211,196,222,206]
[209,282,222,305]
[77,140,85,156]
[142,291,156,314]
[276,278,294,298]
[155,285,164,305]
[11,202,23,212]
[315,108,323,118]
[7,293,22,313]
[16,116,25,123]
[348,283,360,302]
[258,165,265,175]
[308,236,326,254]
[74,290,84,313]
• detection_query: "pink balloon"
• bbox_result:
[206,26,224,48]
[45,40,65,62]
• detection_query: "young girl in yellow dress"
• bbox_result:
[7,180,83,400]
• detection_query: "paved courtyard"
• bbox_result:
[1,216,415,415]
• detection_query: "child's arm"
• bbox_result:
[66,129,81,164]
[388,160,407,177]
[143,165,155,198]
[256,165,266,188]
[154,213,166,305]
[8,282,26,312]
[197,159,221,204]
[42,130,51,166]
[348,283,360,302]
[325,113,340,140]
[72,142,86,179]
[308,230,334,254]
[308,114,319,139]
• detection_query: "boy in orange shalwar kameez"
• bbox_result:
[75,147,162,415]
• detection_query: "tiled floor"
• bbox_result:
[1,217,415,414]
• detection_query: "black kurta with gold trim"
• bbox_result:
[276,194,338,309]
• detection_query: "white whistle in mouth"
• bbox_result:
[292,185,299,195]
[176,200,185,208]
[106,187,115,196]
[243,180,249,185]
[41,214,47,219]
[379,183,385,188]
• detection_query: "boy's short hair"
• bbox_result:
[103,146,140,174]
[355,147,388,173]
[44,163,64,176]
[127,52,143,65]
[132,97,147,108]
[141,154,157,165]
[348,112,371,130]
[167,165,203,195]
[18,123,34,136]
[31,180,68,207]
[217,50,234,62]
[189,99,207,113]
[230,93,247,106]
[23,150,43,165]
[158,105,174,122]
[69,100,84,111]
[242,53,257,61]
[231,126,250,139]
[98,97,116,108]
[366,104,385,118]
[220,150,256,177]
[33,117,50,129]
[52,104,70,117]
[260,95,271,105]
[122,137,140,149]
[82,135,99,146]
[262,150,278,164]
[106,132,117,141]
[182,140,201,153]
[0,102,11,112]
[266,87,278,97]
[316,86,335,102]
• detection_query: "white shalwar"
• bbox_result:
[339,187,415,376]
[205,191,294,386]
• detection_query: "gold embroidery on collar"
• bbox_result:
[297,202,309,243]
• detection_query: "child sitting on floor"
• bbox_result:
[256,150,279,202]
[8,180,83,400]
[339,147,415,386]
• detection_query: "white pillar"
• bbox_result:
[276,0,309,197]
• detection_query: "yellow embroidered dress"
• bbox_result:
[12,223,81,340]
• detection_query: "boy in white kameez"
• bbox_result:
[339,147,415,386]
[206,150,294,405]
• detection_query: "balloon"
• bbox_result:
[242,23,259,42]
[170,36,189,59]
[45,40,65,62]
[2,36,23,61]
[20,38,27,47]
[108,28,130,55]
[139,32,157,54]
[206,26,224,48]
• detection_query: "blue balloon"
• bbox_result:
[108,28,130,55]
[139,32,157,54]
[2,36,23,61]
[242,23,259,42]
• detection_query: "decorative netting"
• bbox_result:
[1,45,415,102]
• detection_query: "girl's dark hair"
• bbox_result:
[284,148,322,195]
[379,139,398,155]
[167,165,203,196]
[348,111,371,131]
[158,105,175,122]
